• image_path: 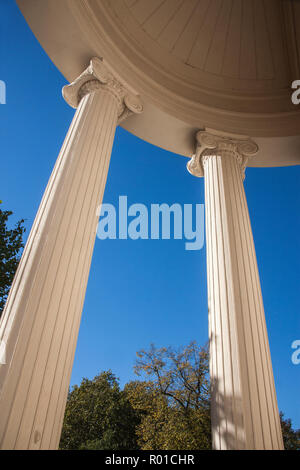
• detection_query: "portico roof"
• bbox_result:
[17,0,300,167]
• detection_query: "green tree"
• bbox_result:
[280,412,300,450]
[126,379,211,450]
[59,342,299,451]
[127,341,211,449]
[0,207,26,317]
[59,371,141,450]
[134,341,210,410]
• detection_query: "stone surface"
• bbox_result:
[0,60,142,450]
[191,132,284,449]
[16,0,300,161]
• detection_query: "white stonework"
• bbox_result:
[4,0,300,450]
[0,58,142,450]
[188,131,284,450]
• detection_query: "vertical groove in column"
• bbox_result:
[0,96,92,448]
[214,156,232,449]
[0,96,89,364]
[0,93,94,407]
[233,156,273,448]
[42,92,117,450]
[204,158,215,448]
[205,157,220,449]
[2,92,102,449]
[206,153,248,449]
[12,92,104,449]
[234,155,281,449]
[28,92,117,450]
[227,154,261,447]
[221,154,248,449]
[217,155,241,449]
[0,89,118,450]
[221,156,238,447]
[204,149,283,450]
[211,156,225,448]
[238,166,283,448]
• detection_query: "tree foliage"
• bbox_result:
[0,206,298,450]
[126,341,211,449]
[280,412,300,450]
[125,379,211,450]
[0,208,25,317]
[134,341,210,411]
[59,342,299,450]
[59,371,140,450]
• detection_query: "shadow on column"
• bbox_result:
[209,331,246,450]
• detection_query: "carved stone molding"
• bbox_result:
[187,130,259,179]
[62,57,143,122]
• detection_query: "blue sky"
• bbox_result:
[1,1,299,428]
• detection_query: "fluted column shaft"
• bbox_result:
[188,131,283,450]
[0,58,142,450]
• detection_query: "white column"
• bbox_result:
[0,58,143,450]
[188,131,284,450]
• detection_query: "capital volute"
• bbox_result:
[187,130,258,179]
[62,57,143,122]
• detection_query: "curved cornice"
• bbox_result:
[67,0,300,137]
[16,0,300,167]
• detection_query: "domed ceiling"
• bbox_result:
[124,0,288,90]
[17,0,300,166]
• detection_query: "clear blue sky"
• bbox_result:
[1,1,299,429]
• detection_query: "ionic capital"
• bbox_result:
[62,57,143,122]
[187,130,258,179]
